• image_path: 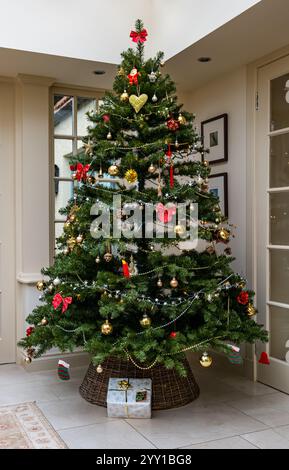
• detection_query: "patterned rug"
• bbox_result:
[0,402,67,449]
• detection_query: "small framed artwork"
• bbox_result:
[201,114,228,164]
[208,172,228,217]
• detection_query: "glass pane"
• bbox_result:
[55,222,65,241]
[77,97,96,136]
[55,180,74,220]
[270,192,289,245]
[54,139,73,179]
[270,134,289,188]
[271,73,289,131]
[54,95,73,136]
[270,249,289,304]
[270,305,289,361]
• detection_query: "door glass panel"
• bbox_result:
[54,139,73,178]
[77,97,96,136]
[55,181,74,220]
[270,305,289,361]
[270,192,289,245]
[54,95,73,136]
[271,73,289,131]
[270,249,289,304]
[270,134,289,188]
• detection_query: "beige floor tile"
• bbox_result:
[242,429,289,449]
[38,395,114,430]
[229,392,289,426]
[59,421,156,449]
[0,381,59,405]
[126,403,267,449]
[180,436,258,449]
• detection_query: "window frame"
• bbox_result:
[50,85,104,261]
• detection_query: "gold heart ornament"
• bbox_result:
[129,94,148,113]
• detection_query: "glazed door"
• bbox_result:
[256,55,289,392]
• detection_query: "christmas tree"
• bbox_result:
[19,20,267,375]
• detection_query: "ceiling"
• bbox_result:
[1,0,289,94]
[166,0,289,91]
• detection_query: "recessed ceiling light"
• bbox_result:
[93,70,106,75]
[198,57,212,63]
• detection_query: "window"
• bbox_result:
[51,88,103,253]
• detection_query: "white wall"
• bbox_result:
[0,0,261,63]
[181,67,248,276]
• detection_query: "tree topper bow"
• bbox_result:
[130,28,148,43]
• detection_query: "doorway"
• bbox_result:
[256,55,289,392]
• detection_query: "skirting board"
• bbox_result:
[19,351,90,372]
[186,351,255,380]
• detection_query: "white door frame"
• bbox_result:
[255,55,289,392]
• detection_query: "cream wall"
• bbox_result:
[179,67,248,277]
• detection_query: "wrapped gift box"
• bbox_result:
[107,378,152,419]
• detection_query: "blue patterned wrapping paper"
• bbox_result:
[107,378,152,419]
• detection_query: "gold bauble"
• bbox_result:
[96,364,103,373]
[69,214,76,223]
[64,221,71,231]
[218,228,230,241]
[120,90,129,102]
[148,164,156,174]
[178,113,187,125]
[24,356,32,364]
[101,319,113,335]
[247,303,256,317]
[203,160,209,167]
[76,234,83,244]
[125,169,138,184]
[174,225,186,236]
[170,277,179,288]
[36,280,45,291]
[199,352,213,368]
[67,237,76,249]
[41,317,48,326]
[95,256,101,264]
[108,164,119,176]
[104,252,113,262]
[140,314,151,328]
[157,278,163,287]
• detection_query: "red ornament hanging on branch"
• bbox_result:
[237,291,249,306]
[122,260,130,278]
[166,144,174,188]
[258,352,270,365]
[166,117,180,131]
[26,326,34,337]
[102,114,110,123]
[127,67,140,86]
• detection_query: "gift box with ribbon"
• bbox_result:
[107,378,152,419]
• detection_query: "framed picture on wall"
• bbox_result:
[208,172,228,217]
[201,114,228,164]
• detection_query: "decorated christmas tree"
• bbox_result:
[19,20,267,376]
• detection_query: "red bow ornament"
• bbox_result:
[156,203,176,223]
[166,118,180,131]
[52,293,73,314]
[130,29,148,43]
[75,163,90,182]
[127,67,140,86]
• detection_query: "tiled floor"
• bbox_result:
[1,363,289,449]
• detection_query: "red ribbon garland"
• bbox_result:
[75,163,90,182]
[130,29,148,43]
[52,293,73,314]
[166,144,174,188]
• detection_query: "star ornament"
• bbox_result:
[83,141,93,155]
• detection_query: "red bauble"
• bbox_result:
[169,331,177,339]
[237,291,249,305]
[102,114,110,123]
[26,326,34,337]
[69,164,76,171]
[166,118,180,131]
